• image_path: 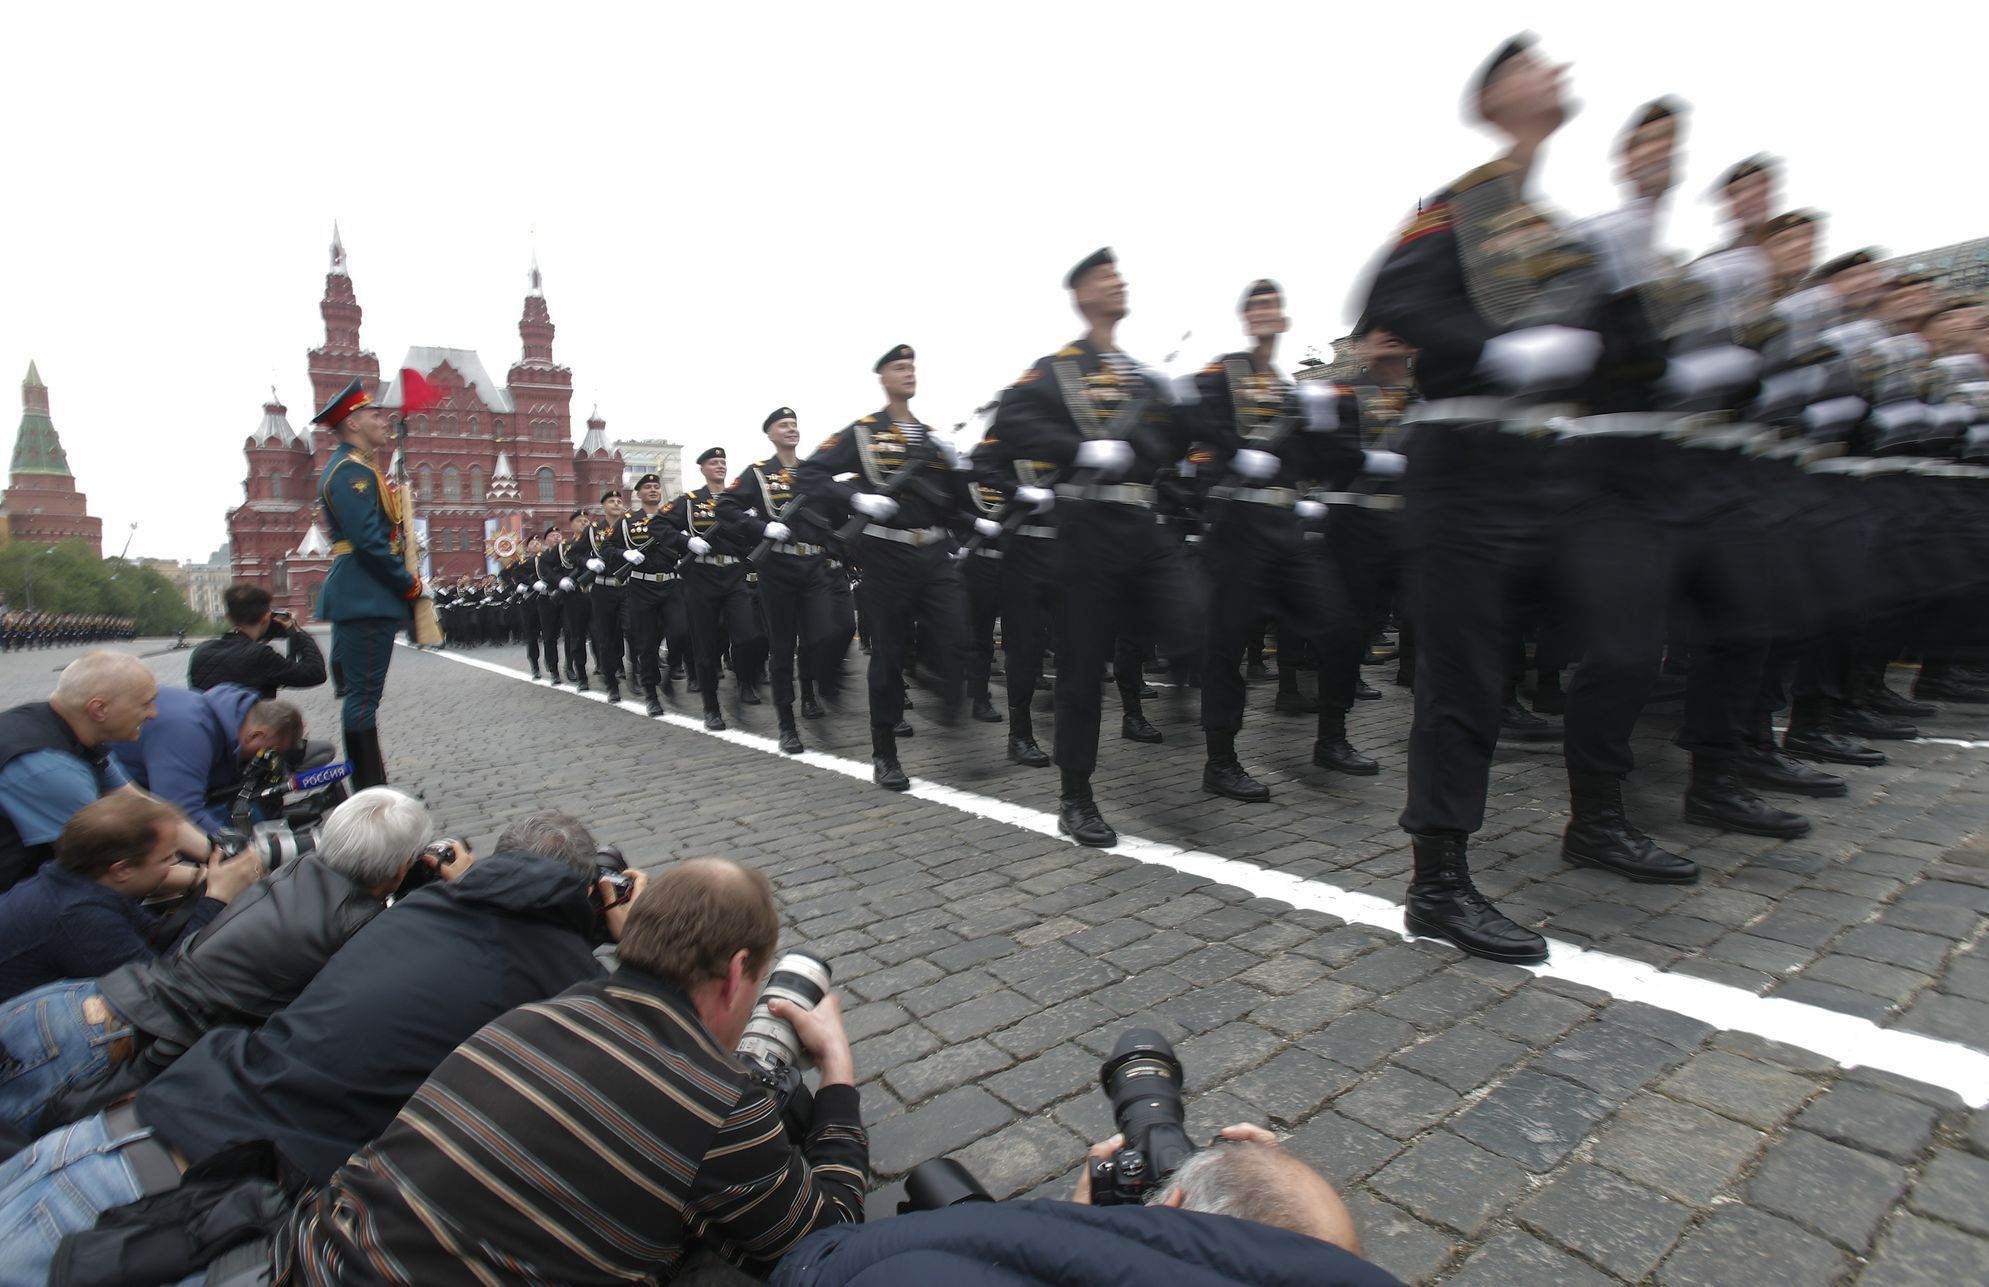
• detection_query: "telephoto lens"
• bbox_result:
[1089,1028,1197,1205]
[898,1159,993,1213]
[737,953,833,1073]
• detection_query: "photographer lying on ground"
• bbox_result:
[0,809,625,1287]
[107,684,302,834]
[276,857,867,1285]
[0,787,437,1136]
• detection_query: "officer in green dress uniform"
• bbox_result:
[312,377,422,789]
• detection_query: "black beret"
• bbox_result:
[634,472,661,488]
[543,523,560,537]
[1064,247,1116,291]
[696,447,726,465]
[1765,209,1822,237]
[1891,269,1936,288]
[1474,33,1535,100]
[1720,154,1777,189]
[600,487,623,503]
[762,407,797,432]
[1617,97,1686,150]
[874,345,915,374]
[1238,278,1282,312]
[568,509,585,521]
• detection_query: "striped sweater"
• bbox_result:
[277,967,868,1284]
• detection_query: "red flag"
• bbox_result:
[398,368,443,415]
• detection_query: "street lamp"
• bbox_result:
[117,522,138,562]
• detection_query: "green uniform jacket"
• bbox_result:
[318,442,417,623]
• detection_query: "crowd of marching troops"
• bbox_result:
[425,33,1988,968]
[0,611,137,651]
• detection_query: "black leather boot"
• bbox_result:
[871,727,909,791]
[1854,664,1936,718]
[1313,708,1379,775]
[971,696,1003,723]
[1405,833,1547,964]
[1121,700,1163,743]
[738,679,762,706]
[1563,770,1698,883]
[777,707,803,755]
[1828,702,1916,741]
[1735,744,1847,797]
[1057,796,1117,847]
[893,718,915,738]
[1784,695,1886,766]
[1533,670,1566,716]
[344,726,387,790]
[1500,682,1561,743]
[1202,732,1270,802]
[603,678,621,704]
[703,695,726,732]
[1684,755,1811,838]
[1273,681,1319,715]
[800,677,825,718]
[644,687,664,718]
[1354,678,1382,701]
[1007,708,1050,767]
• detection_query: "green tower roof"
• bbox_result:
[12,360,72,477]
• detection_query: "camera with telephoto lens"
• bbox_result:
[214,750,353,871]
[588,843,635,910]
[736,952,832,1143]
[1086,1028,1196,1205]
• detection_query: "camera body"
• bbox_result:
[736,952,832,1144]
[220,750,350,870]
[1086,1029,1197,1206]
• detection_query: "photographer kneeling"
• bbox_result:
[0,787,438,1136]
[277,856,866,1285]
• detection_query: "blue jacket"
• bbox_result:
[109,684,261,832]
[318,442,417,623]
[769,1199,1403,1287]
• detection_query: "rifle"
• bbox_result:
[390,369,443,646]
[835,436,943,548]
[750,493,817,567]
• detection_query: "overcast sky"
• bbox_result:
[3,1,1978,562]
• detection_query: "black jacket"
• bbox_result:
[136,849,607,1181]
[989,339,1193,486]
[771,1199,1403,1287]
[99,853,385,1058]
[187,626,327,700]
[0,701,119,894]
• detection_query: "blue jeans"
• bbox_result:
[0,980,123,1135]
[0,1112,145,1287]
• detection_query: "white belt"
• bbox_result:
[1015,524,1057,540]
[1556,413,1673,439]
[862,524,950,546]
[972,547,1004,559]
[1056,482,1156,506]
[1219,486,1299,508]
[1313,491,1404,511]
[770,542,825,556]
[1405,399,1580,436]
[693,554,741,566]
[627,570,678,583]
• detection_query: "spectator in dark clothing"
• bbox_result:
[107,685,302,833]
[279,857,864,1286]
[771,1124,1395,1287]
[0,810,617,1287]
[188,584,328,700]
[0,787,435,1135]
[0,791,264,1006]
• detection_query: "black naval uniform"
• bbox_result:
[958,482,1010,723]
[557,536,592,689]
[581,518,628,700]
[718,457,839,749]
[988,337,1203,845]
[797,411,975,789]
[968,439,1060,766]
[664,486,765,727]
[603,504,686,714]
[531,542,567,684]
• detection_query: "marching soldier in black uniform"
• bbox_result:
[969,427,1060,768]
[719,408,841,754]
[1190,280,1392,802]
[530,525,568,685]
[798,344,976,790]
[987,250,1204,845]
[556,509,593,690]
[579,488,630,702]
[604,472,686,716]
[1336,321,1418,691]
[958,475,1012,727]
[666,448,765,730]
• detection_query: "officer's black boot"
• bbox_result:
[1915,658,1989,704]
[1562,769,1697,883]
[1121,696,1163,743]
[1827,698,1917,742]
[800,676,825,719]
[1853,661,1936,718]
[1736,711,1847,797]
[644,686,664,718]
[1533,669,1567,716]
[1202,731,1270,802]
[1354,677,1382,701]
[1684,754,1811,838]
[1007,707,1051,767]
[1404,832,1547,964]
[777,706,803,755]
[574,666,589,693]
[971,692,1002,723]
[702,685,726,732]
[738,678,762,706]
[603,675,621,704]
[345,727,388,790]
[1499,680,1560,742]
[1783,694,1886,766]
[872,726,909,791]
[1057,774,1117,848]
[1273,669,1319,715]
[1313,708,1379,776]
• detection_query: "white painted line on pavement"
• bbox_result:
[412,643,1989,1106]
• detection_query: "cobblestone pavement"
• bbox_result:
[10,635,1989,1284]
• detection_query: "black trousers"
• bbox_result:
[1001,535,1057,713]
[1052,501,1203,797]
[1200,505,1363,735]
[536,596,565,677]
[1666,447,1777,760]
[758,552,837,710]
[1399,426,1557,835]
[561,590,591,676]
[591,581,626,682]
[963,550,1004,703]
[623,576,686,693]
[854,537,969,731]
[685,562,765,710]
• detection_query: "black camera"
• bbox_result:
[1086,1028,1196,1206]
[736,952,831,1144]
[218,750,352,870]
[897,1158,993,1214]
[588,844,635,911]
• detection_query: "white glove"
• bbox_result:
[1362,449,1408,477]
[851,493,899,520]
[1230,449,1279,481]
[558,577,576,592]
[1479,325,1603,391]
[621,548,645,565]
[1016,485,1055,513]
[974,518,1002,538]
[687,536,713,556]
[533,580,548,593]
[935,438,961,469]
[762,521,792,543]
[1802,396,1867,433]
[1074,438,1135,478]
[586,558,606,573]
[1295,499,1328,520]
[1660,345,1761,401]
